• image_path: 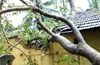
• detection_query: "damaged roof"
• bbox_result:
[57,10,100,34]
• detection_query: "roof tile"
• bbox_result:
[57,11,100,34]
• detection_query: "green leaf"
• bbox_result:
[65,55,68,57]
[8,5,12,8]
[23,57,27,62]
[58,55,62,57]
[55,59,60,64]
[76,21,78,23]
[49,42,52,46]
[31,7,34,10]
[12,12,18,15]
[56,6,58,9]
[30,16,33,18]
[69,61,73,64]
[34,7,36,9]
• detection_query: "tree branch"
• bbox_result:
[2,30,28,58]
[0,7,30,14]
[68,0,75,15]
[0,0,86,44]
[33,6,86,44]
[0,27,9,40]
[37,18,54,35]
[9,38,23,50]
[9,0,100,64]
[19,0,86,44]
[20,0,29,6]
[52,34,78,54]
[36,18,78,54]
[0,0,3,10]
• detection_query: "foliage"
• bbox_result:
[87,0,100,10]
[0,43,11,55]
[0,0,80,64]
[55,55,80,65]
[19,5,65,49]
[0,0,96,65]
[23,57,38,65]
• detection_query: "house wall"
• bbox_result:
[4,28,100,65]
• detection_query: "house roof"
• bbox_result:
[57,10,100,34]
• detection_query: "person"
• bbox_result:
[7,60,12,65]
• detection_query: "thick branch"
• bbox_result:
[52,34,78,54]
[37,18,54,35]
[32,6,86,44]
[78,43,100,64]
[36,16,100,64]
[37,18,78,54]
[19,0,100,64]
[0,7,30,14]
[36,17,78,54]
[68,0,75,15]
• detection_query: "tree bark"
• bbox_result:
[53,35,100,65]
[0,0,3,10]
[68,0,75,15]
[78,43,100,65]
[0,7,30,14]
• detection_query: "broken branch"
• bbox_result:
[3,29,28,58]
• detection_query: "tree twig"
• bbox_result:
[20,0,29,6]
[9,38,23,50]
[0,27,9,39]
[2,29,28,58]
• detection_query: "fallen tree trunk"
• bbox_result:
[37,18,100,65]
[52,34,100,65]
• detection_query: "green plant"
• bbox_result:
[55,55,80,65]
[23,57,38,65]
[0,44,11,55]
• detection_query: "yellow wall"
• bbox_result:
[4,28,100,65]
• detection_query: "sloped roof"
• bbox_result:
[57,11,100,34]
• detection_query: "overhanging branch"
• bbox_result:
[37,18,78,54]
[0,7,30,14]
[0,0,86,45]
[19,0,86,44]
[32,6,86,44]
[37,18,54,35]
[68,0,75,15]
